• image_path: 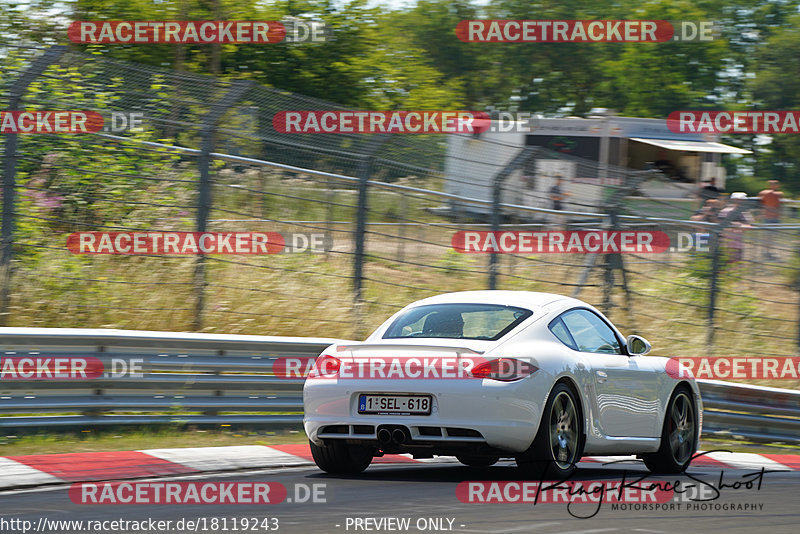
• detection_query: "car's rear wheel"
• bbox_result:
[516,382,583,478]
[456,455,499,467]
[643,386,697,474]
[309,440,374,474]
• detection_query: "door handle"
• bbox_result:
[596,370,608,383]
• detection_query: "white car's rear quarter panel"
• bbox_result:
[303,291,702,458]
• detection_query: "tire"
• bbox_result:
[643,386,697,474]
[309,440,374,474]
[516,382,583,479]
[456,455,499,467]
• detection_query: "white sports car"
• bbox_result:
[303,291,701,477]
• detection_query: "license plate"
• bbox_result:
[358,394,432,415]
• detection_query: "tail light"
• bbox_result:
[471,358,538,381]
[311,354,341,378]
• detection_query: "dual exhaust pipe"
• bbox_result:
[377,427,408,446]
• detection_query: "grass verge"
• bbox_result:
[0,427,796,459]
[0,427,308,456]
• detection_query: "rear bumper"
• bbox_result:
[303,375,545,454]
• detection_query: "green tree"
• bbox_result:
[749,13,800,191]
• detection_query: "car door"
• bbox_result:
[557,309,660,437]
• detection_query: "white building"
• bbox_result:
[444,116,751,218]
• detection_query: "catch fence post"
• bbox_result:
[192,80,253,331]
[352,135,391,337]
[706,228,722,349]
[488,146,538,290]
[0,45,66,326]
[796,232,800,352]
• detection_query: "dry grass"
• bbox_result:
[0,429,793,457]
[0,428,308,456]
[6,223,798,389]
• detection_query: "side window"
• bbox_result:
[548,317,577,350]
[560,309,622,354]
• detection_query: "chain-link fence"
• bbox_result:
[2,44,799,372]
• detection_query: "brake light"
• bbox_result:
[471,358,538,381]
[311,354,341,378]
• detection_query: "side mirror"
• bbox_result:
[626,335,651,356]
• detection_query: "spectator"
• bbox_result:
[548,175,572,228]
[691,198,723,223]
[549,175,570,211]
[758,179,784,224]
[718,192,753,263]
[758,180,784,260]
[698,177,722,203]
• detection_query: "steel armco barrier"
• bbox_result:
[0,328,333,428]
[0,328,798,445]
[698,379,800,444]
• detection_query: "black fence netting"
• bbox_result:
[1,43,799,376]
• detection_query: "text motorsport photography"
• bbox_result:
[457,458,772,519]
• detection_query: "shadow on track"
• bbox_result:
[299,459,726,484]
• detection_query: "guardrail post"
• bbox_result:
[0,46,67,327]
[489,146,538,290]
[192,80,253,331]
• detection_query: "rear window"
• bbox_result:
[382,303,533,341]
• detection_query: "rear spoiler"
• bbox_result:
[334,343,484,355]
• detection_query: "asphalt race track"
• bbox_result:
[0,460,797,534]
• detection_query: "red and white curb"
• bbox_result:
[1,445,798,490]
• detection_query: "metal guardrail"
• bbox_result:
[698,379,800,444]
[0,328,331,428]
[0,328,798,445]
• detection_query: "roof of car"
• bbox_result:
[408,290,581,310]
